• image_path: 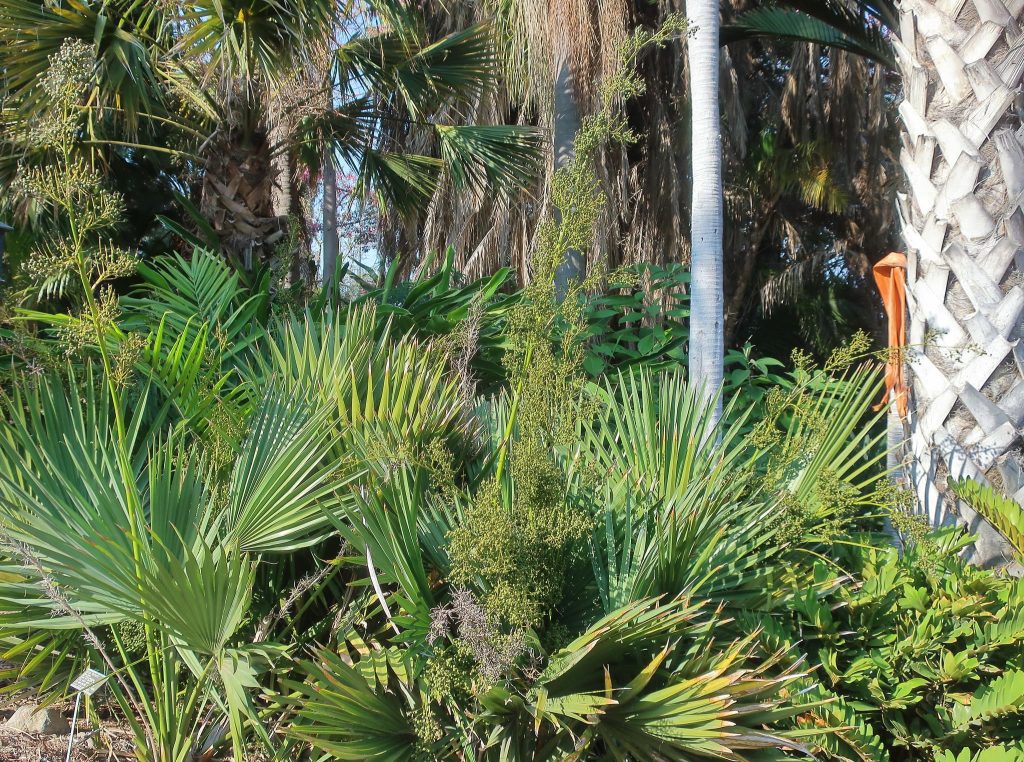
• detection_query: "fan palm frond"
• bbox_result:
[284,648,417,761]
[224,390,350,553]
[0,0,170,126]
[577,370,781,605]
[481,597,808,759]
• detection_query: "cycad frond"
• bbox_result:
[952,478,1024,556]
[122,250,269,367]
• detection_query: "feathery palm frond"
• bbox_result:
[121,250,270,368]
[722,0,896,67]
[142,316,247,436]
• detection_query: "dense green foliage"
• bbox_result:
[4,239,1023,760]
[753,531,1024,761]
[0,9,1023,762]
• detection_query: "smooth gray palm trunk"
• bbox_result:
[322,149,340,287]
[688,0,725,426]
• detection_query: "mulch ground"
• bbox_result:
[0,702,134,762]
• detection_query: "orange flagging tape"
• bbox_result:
[872,252,908,419]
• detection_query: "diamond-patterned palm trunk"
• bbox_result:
[200,127,286,268]
[895,0,1024,566]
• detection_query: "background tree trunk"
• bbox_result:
[552,57,585,298]
[322,148,340,287]
[896,0,1024,568]
[688,0,725,424]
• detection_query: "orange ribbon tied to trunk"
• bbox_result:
[872,252,909,419]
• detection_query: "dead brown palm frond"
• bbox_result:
[760,250,829,316]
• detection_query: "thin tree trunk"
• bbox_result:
[896,2,1024,569]
[688,0,724,425]
[268,117,309,284]
[322,149,340,287]
[725,213,773,345]
[552,58,585,299]
[269,119,294,222]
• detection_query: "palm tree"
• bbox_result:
[688,0,725,423]
[377,0,635,282]
[730,0,1024,566]
[891,1,1024,565]
[378,1,895,365]
[0,1,541,272]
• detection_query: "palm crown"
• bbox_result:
[0,0,542,263]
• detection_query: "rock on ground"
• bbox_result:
[3,705,69,735]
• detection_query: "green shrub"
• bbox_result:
[756,529,1024,760]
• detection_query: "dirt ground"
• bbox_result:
[0,703,134,762]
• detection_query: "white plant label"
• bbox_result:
[71,668,106,696]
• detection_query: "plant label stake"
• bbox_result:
[66,668,105,762]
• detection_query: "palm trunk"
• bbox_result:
[322,148,340,287]
[688,0,725,425]
[200,129,283,269]
[552,58,585,299]
[896,2,1024,567]
[269,119,305,284]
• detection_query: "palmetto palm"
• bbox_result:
[0,285,466,758]
[0,370,348,759]
[0,240,892,757]
[0,0,541,268]
[279,363,887,760]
